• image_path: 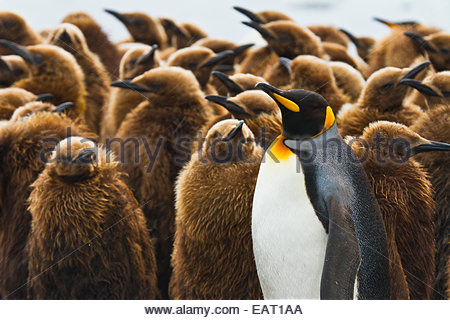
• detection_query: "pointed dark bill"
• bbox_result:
[233,43,254,56]
[404,32,438,53]
[53,102,74,113]
[339,29,361,48]
[410,140,450,155]
[401,61,432,81]
[0,40,34,64]
[204,95,249,116]
[233,6,263,24]
[279,57,292,72]
[110,80,150,92]
[104,9,129,25]
[212,71,244,95]
[137,44,158,65]
[36,93,54,102]
[242,21,275,41]
[398,79,440,97]
[200,50,235,69]
[223,120,245,141]
[0,57,10,72]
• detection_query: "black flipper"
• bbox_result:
[320,197,361,299]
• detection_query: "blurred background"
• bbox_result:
[2,0,450,43]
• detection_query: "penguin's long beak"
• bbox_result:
[53,102,74,114]
[373,18,417,28]
[73,148,97,164]
[256,82,300,112]
[137,44,158,65]
[161,18,188,39]
[404,32,438,53]
[397,79,441,97]
[410,140,450,155]
[200,50,235,69]
[279,57,292,73]
[110,80,150,92]
[242,21,275,41]
[401,61,431,81]
[0,57,10,72]
[233,6,263,23]
[212,71,244,95]
[36,93,54,102]
[339,29,361,48]
[223,120,245,141]
[205,95,249,116]
[0,40,35,64]
[233,43,254,56]
[104,9,130,26]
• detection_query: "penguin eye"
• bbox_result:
[128,59,137,66]
[3,20,15,29]
[13,67,24,76]
[187,62,198,70]
[380,82,394,91]
[32,53,45,65]
[253,108,266,115]
[132,19,144,27]
[439,47,450,55]
[213,132,222,139]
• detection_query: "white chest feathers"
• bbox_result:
[252,153,328,299]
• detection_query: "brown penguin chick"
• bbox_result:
[367,19,441,75]
[193,38,254,66]
[0,111,93,299]
[329,61,366,103]
[27,137,158,299]
[308,25,349,47]
[404,32,450,72]
[159,18,207,49]
[0,87,43,120]
[101,44,160,139]
[402,71,450,109]
[0,41,87,123]
[0,55,29,88]
[349,121,441,299]
[167,47,234,92]
[322,42,368,76]
[283,55,350,114]
[263,58,291,88]
[233,6,293,23]
[170,120,264,299]
[238,46,278,76]
[205,91,282,150]
[337,62,432,137]
[212,71,266,97]
[62,12,120,78]
[410,102,450,300]
[9,100,59,121]
[105,9,167,49]
[339,29,376,63]
[113,66,211,298]
[47,23,110,135]
[0,12,41,54]
[242,20,325,59]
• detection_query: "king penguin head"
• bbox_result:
[256,82,335,140]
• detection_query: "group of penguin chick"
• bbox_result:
[0,6,448,300]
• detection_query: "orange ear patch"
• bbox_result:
[267,135,293,162]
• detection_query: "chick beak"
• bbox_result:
[212,71,244,95]
[161,19,188,39]
[0,40,35,64]
[397,79,441,97]
[256,82,300,113]
[404,32,438,53]
[110,80,150,92]
[36,93,54,102]
[279,57,292,73]
[373,17,399,28]
[53,102,74,114]
[223,120,245,141]
[339,29,361,48]
[242,21,275,41]
[410,140,450,155]
[401,61,431,81]
[205,95,249,116]
[233,43,254,56]
[200,50,235,69]
[73,148,97,164]
[137,44,158,65]
[104,9,130,26]
[233,6,263,24]
[0,57,10,72]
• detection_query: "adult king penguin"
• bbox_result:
[252,83,390,299]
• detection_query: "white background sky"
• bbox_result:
[2,0,449,43]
